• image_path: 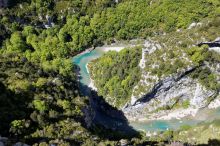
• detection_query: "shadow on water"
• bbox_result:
[74,64,140,139]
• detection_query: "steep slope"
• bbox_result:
[0,55,143,146]
[0,56,94,145]
[123,18,220,120]
[89,17,220,121]
[89,47,142,108]
[0,0,220,145]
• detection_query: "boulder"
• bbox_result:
[13,142,29,146]
[0,142,5,146]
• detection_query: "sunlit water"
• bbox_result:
[130,119,198,131]
[73,48,104,86]
[73,48,220,132]
[131,107,220,131]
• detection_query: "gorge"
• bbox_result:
[72,40,220,133]
[1,0,220,145]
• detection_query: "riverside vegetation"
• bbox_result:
[89,47,142,108]
[0,0,220,145]
[89,17,220,109]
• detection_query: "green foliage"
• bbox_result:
[33,100,48,112]
[0,57,90,144]
[162,130,173,141]
[174,120,220,144]
[191,67,220,91]
[146,47,190,78]
[1,0,219,57]
[0,0,218,78]
[186,46,209,65]
[34,78,48,87]
[89,47,142,108]
[8,79,31,92]
[0,0,220,145]
[6,31,28,53]
[186,45,220,91]
[10,120,28,135]
[89,0,219,39]
[182,100,190,109]
[179,125,192,131]
[42,58,73,76]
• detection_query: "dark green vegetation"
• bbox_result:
[0,56,143,145]
[0,0,220,145]
[0,56,90,145]
[1,0,220,64]
[89,47,142,108]
[187,46,220,91]
[0,0,219,77]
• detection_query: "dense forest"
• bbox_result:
[0,56,89,145]
[89,47,142,108]
[0,0,220,145]
[0,56,144,145]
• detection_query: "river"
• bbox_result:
[73,47,220,132]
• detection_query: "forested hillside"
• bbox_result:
[0,57,89,145]
[0,0,219,78]
[0,56,142,145]
[89,47,142,107]
[89,16,220,109]
[0,0,220,145]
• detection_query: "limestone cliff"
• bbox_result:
[123,38,220,121]
[88,20,220,121]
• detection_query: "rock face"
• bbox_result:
[0,137,7,146]
[198,40,220,48]
[187,22,202,29]
[123,39,220,121]
[139,40,162,69]
[13,142,29,146]
[130,40,194,106]
[0,137,29,146]
[124,75,215,121]
[208,95,220,109]
[0,142,4,146]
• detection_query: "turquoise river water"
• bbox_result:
[73,47,220,132]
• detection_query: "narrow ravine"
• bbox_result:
[73,46,220,132]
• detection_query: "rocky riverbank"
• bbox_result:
[122,38,220,122]
[75,38,220,127]
[125,107,199,122]
[86,63,97,91]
